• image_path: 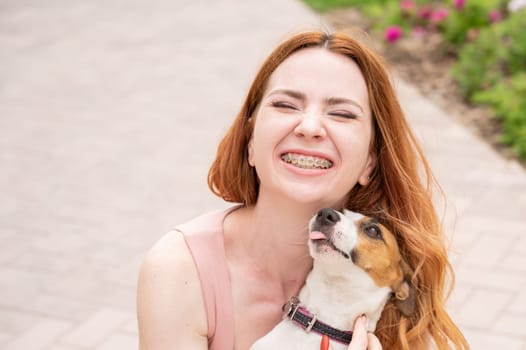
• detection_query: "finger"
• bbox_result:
[367,332,382,350]
[347,315,367,350]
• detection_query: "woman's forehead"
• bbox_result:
[264,47,370,112]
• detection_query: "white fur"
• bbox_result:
[250,210,395,350]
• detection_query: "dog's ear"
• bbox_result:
[394,279,417,317]
[393,259,417,317]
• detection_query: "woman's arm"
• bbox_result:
[137,231,208,350]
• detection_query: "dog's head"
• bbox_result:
[308,208,416,317]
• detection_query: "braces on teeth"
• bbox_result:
[281,153,332,169]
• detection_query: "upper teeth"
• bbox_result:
[281,153,333,169]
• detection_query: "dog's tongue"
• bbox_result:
[309,231,327,240]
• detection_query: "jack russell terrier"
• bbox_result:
[250,208,416,350]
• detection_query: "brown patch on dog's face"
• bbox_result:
[348,214,416,316]
[309,209,417,316]
[350,217,405,291]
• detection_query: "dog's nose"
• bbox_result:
[316,208,340,226]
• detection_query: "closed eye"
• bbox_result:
[271,101,299,110]
[329,111,358,119]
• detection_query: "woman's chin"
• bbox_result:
[279,187,347,209]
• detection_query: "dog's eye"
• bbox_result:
[364,224,382,240]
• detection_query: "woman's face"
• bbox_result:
[248,47,376,208]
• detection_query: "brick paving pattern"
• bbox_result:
[1,1,525,349]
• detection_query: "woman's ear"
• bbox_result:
[358,152,377,186]
[247,137,255,167]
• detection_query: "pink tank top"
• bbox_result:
[176,206,240,350]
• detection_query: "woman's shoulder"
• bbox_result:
[175,205,243,236]
[137,230,208,348]
[140,205,235,270]
[137,229,204,310]
[140,204,241,287]
[141,230,192,272]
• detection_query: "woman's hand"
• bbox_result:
[347,315,382,350]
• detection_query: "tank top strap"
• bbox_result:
[176,205,241,350]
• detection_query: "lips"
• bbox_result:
[281,152,333,169]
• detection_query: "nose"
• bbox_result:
[294,110,326,139]
[316,208,340,226]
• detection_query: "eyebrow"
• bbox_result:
[267,89,305,100]
[325,97,364,115]
[267,89,364,115]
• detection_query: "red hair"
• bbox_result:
[208,30,468,350]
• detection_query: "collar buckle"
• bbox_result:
[305,313,317,333]
[282,296,300,319]
[282,297,353,345]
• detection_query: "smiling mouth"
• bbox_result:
[281,153,333,169]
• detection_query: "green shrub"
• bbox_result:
[452,10,526,98]
[473,73,526,157]
[455,10,526,158]
[500,14,526,74]
[451,28,501,97]
[361,1,409,31]
[441,1,497,45]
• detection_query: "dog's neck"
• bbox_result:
[298,261,392,332]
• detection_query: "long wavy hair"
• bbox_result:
[208,30,468,350]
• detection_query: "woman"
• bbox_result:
[137,30,468,350]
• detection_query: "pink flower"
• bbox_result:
[384,26,403,43]
[400,0,416,12]
[418,5,433,19]
[430,8,449,23]
[489,9,502,22]
[453,0,466,10]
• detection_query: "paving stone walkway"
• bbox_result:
[1,1,525,349]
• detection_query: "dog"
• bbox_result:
[250,208,416,350]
